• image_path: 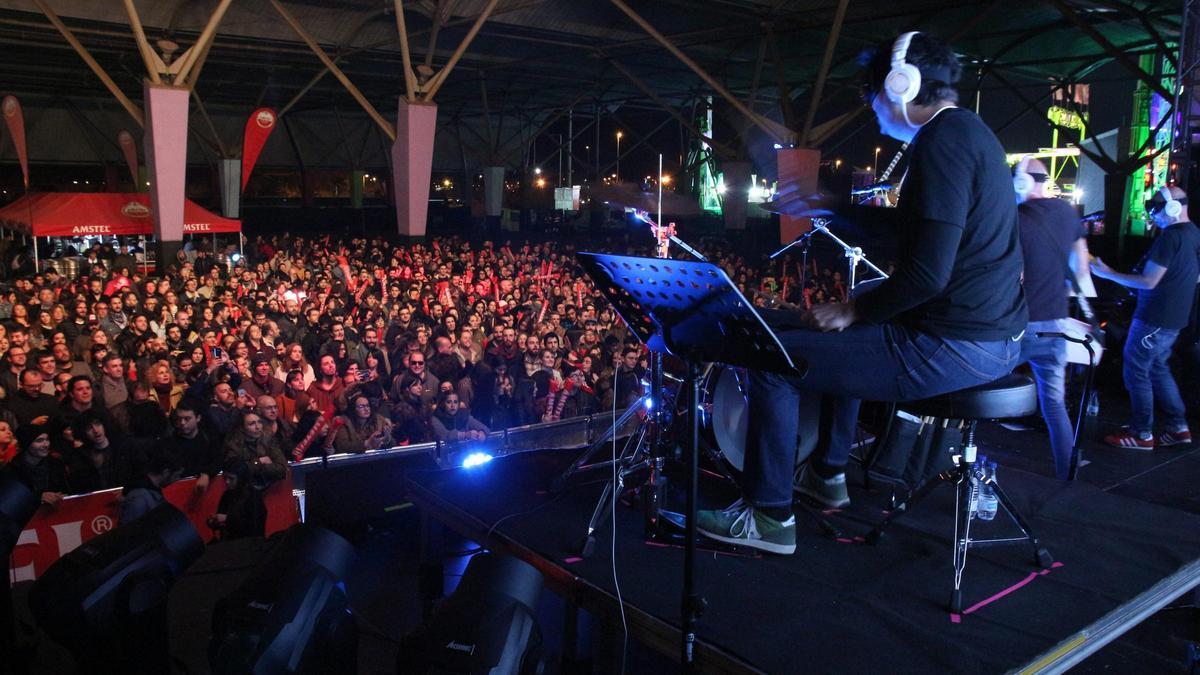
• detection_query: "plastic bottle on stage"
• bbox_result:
[1086,392,1100,417]
[977,462,999,522]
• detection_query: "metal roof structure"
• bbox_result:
[0,1,1183,174]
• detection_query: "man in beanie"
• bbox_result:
[241,353,284,400]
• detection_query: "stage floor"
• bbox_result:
[406,446,1200,674]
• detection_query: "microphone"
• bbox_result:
[850,182,893,197]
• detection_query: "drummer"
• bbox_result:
[697,31,1027,554]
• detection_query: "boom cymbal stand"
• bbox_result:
[770,217,890,294]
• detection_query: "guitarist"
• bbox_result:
[1013,156,1095,478]
[1091,186,1199,450]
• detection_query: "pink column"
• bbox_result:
[722,161,751,230]
[391,99,438,238]
[776,148,820,245]
[143,84,190,245]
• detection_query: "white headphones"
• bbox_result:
[885,32,923,104]
[1012,156,1035,197]
[1157,185,1183,219]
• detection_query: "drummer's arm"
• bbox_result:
[855,218,962,324]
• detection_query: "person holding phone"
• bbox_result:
[331,394,393,454]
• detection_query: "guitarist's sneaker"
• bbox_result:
[1157,428,1193,448]
[1103,429,1154,450]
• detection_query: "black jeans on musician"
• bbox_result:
[741,320,1021,508]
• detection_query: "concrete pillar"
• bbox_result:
[219,158,241,218]
[143,83,190,265]
[390,99,438,238]
[776,148,821,245]
[722,161,751,231]
[484,166,505,217]
[350,170,365,208]
[483,166,505,235]
[302,171,317,207]
[103,165,120,192]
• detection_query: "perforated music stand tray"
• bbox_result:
[576,252,801,375]
[576,251,802,668]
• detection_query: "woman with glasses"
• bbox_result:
[330,394,393,454]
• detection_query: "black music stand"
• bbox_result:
[576,252,802,670]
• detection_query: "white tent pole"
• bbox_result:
[140,234,148,275]
[33,236,39,273]
[239,232,244,264]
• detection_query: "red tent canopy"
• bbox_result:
[0,192,240,237]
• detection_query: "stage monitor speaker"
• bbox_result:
[304,451,439,535]
[28,503,204,674]
[398,553,544,675]
[209,524,358,675]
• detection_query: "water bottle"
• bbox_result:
[1086,392,1100,417]
[977,462,999,521]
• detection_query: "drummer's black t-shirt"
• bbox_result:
[856,107,1028,341]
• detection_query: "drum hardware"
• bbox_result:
[778,218,890,292]
[552,212,708,558]
[570,250,801,670]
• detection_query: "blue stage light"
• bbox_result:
[644,397,654,411]
[461,452,494,469]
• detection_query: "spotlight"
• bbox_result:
[1,474,38,656]
[29,503,204,672]
[461,452,494,469]
[209,524,358,674]
[0,472,38,564]
[399,553,544,674]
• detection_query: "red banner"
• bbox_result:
[117,130,139,189]
[241,108,277,192]
[8,474,299,583]
[2,95,29,189]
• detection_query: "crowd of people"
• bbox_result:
[0,229,857,534]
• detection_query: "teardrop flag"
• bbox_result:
[241,107,277,192]
[117,130,139,189]
[2,96,29,189]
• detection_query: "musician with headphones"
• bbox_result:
[1013,156,1096,479]
[698,32,1028,555]
[1091,185,1199,450]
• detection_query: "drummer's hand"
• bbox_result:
[810,300,858,332]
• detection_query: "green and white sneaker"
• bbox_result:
[795,465,850,509]
[696,500,796,555]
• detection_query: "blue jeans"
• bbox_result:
[1019,319,1075,480]
[742,321,1021,508]
[1123,319,1187,436]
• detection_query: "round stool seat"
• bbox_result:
[898,373,1038,420]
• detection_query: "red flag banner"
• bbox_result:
[241,107,277,192]
[117,130,139,189]
[8,474,299,583]
[2,95,29,189]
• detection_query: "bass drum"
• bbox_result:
[700,365,816,475]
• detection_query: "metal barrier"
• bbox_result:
[289,408,641,493]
